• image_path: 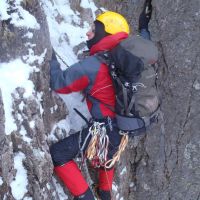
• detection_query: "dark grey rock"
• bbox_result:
[1,0,200,199]
[0,0,67,199]
[95,0,200,199]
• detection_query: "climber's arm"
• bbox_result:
[50,50,89,94]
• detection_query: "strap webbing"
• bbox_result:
[126,95,136,115]
[122,84,128,114]
[74,108,90,125]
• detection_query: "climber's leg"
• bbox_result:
[97,167,114,200]
[96,119,121,200]
[50,128,94,199]
[54,161,90,197]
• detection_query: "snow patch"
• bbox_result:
[112,182,118,192]
[52,177,69,199]
[195,11,200,16]
[24,32,34,39]
[49,118,71,139]
[0,59,34,135]
[120,166,127,175]
[25,43,36,48]
[29,120,35,129]
[36,92,44,115]
[10,152,28,200]
[17,113,23,122]
[41,0,91,66]
[116,193,120,199]
[46,183,51,190]
[0,177,3,186]
[19,101,25,111]
[80,0,98,20]
[20,126,32,144]
[0,0,10,20]
[57,119,71,133]
[143,183,150,190]
[23,48,47,65]
[193,80,200,90]
[23,197,33,200]
[50,105,58,114]
[10,0,40,29]
[129,182,135,187]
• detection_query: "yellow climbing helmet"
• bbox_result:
[96,11,130,35]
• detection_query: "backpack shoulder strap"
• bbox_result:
[95,51,138,116]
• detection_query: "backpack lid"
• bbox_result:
[120,35,158,64]
[110,45,145,83]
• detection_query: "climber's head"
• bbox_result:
[86,11,130,49]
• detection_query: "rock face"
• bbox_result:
[95,0,200,199]
[0,0,200,200]
[0,0,68,199]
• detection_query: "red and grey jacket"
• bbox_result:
[50,32,128,119]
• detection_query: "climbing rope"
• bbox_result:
[53,50,69,67]
[104,134,129,169]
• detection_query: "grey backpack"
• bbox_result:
[100,35,160,136]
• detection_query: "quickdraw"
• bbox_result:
[86,121,109,167]
[82,121,129,169]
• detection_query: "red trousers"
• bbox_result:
[54,161,114,196]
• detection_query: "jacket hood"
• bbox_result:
[90,32,128,55]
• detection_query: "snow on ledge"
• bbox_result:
[0,0,40,29]
[0,177,3,186]
[0,59,34,135]
[10,152,28,200]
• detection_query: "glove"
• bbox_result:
[139,0,152,31]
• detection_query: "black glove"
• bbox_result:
[139,0,152,31]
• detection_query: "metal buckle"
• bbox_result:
[119,130,129,135]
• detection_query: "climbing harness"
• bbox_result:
[78,119,129,169]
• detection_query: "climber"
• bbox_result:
[49,1,153,200]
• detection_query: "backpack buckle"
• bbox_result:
[119,130,129,135]
[132,85,138,91]
[124,82,130,88]
[111,71,117,79]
